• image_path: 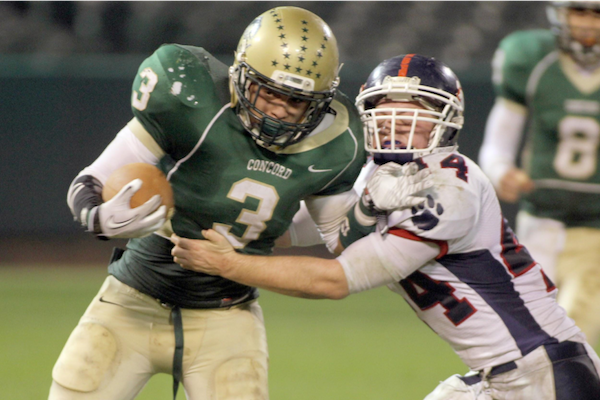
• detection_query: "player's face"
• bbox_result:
[568,7,600,47]
[374,100,434,150]
[247,84,310,124]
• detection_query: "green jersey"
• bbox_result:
[495,30,600,227]
[108,44,366,308]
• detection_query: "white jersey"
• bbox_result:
[338,150,581,371]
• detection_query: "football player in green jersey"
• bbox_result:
[50,7,369,400]
[478,1,600,348]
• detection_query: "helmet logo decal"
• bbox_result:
[239,17,262,56]
[397,54,416,77]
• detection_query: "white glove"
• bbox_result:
[90,179,167,239]
[365,162,433,211]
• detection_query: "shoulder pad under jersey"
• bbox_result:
[131,44,229,113]
[388,152,479,241]
[493,29,556,105]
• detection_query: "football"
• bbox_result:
[102,163,175,218]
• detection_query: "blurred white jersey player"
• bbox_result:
[170,54,600,399]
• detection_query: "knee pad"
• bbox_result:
[214,357,268,400]
[52,322,118,392]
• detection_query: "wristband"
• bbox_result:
[339,200,377,248]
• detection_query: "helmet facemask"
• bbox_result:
[231,61,336,148]
[357,76,463,164]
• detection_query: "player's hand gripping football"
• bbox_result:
[171,230,235,276]
[365,161,433,212]
[93,179,167,239]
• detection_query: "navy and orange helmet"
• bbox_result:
[356,54,464,164]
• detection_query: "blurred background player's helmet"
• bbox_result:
[547,1,600,69]
[356,54,464,165]
[229,6,340,149]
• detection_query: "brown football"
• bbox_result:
[102,163,175,218]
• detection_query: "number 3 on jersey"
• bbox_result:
[132,68,158,111]
[213,178,280,249]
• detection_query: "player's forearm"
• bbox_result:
[223,252,350,300]
[479,98,528,188]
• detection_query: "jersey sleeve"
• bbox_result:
[492,30,555,106]
[130,44,223,156]
[337,231,440,294]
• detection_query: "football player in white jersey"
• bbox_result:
[171,54,600,399]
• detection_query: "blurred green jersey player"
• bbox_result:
[479,1,600,348]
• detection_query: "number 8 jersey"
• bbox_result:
[493,29,600,227]
[338,151,582,371]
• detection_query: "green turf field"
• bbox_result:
[0,264,465,400]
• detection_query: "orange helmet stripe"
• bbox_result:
[397,54,416,77]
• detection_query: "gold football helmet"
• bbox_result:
[229,6,340,148]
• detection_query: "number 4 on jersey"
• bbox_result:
[441,154,468,182]
[400,271,477,326]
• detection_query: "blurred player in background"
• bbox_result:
[50,6,370,400]
[172,54,600,399]
[478,1,600,349]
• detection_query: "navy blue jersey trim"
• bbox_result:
[438,249,555,356]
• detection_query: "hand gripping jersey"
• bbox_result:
[495,29,600,227]
[110,44,365,308]
[339,151,581,371]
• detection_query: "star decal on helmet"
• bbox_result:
[259,7,338,85]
